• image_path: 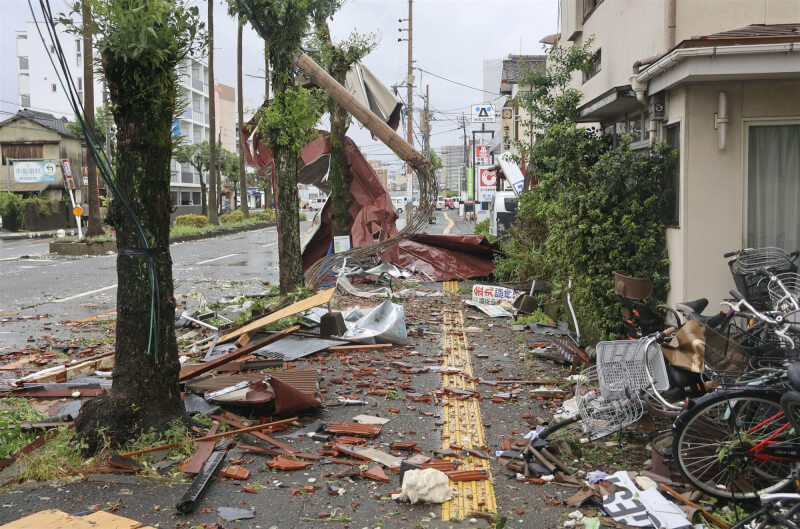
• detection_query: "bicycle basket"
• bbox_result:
[733,247,794,274]
[595,338,670,393]
[768,273,800,312]
[704,324,790,386]
[729,247,796,307]
[575,364,643,441]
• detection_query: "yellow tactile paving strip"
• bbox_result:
[439,295,498,521]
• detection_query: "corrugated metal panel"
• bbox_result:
[253,335,347,361]
[183,368,318,398]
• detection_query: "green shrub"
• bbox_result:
[23,195,58,216]
[174,213,208,228]
[258,208,275,221]
[298,212,307,221]
[220,210,245,223]
[474,219,489,237]
[0,192,24,228]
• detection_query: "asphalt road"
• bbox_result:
[0,210,475,351]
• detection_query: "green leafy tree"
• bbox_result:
[429,149,442,171]
[218,148,240,208]
[69,0,205,449]
[174,141,210,216]
[66,105,116,170]
[499,43,675,341]
[312,22,375,236]
[229,0,340,293]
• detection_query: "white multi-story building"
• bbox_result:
[171,56,211,210]
[440,145,465,192]
[15,22,104,119]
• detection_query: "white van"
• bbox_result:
[391,196,407,213]
[309,197,327,210]
[489,191,518,237]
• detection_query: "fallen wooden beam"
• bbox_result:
[216,288,335,344]
[210,413,298,454]
[118,416,298,458]
[179,325,299,382]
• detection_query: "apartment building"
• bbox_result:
[440,145,466,192]
[554,0,800,308]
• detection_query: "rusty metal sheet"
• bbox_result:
[182,369,318,400]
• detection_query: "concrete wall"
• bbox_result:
[666,79,800,309]
[675,0,800,42]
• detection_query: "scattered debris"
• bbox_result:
[392,468,453,504]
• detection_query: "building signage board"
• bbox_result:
[477,166,497,202]
[13,161,58,183]
[474,144,489,165]
[465,167,474,200]
[471,104,496,123]
[501,108,513,152]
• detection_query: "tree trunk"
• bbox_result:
[82,1,103,237]
[76,50,184,449]
[329,102,352,236]
[206,0,218,224]
[200,175,208,216]
[237,19,249,218]
[271,50,303,294]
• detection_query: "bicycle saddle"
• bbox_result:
[789,362,800,391]
[679,298,709,314]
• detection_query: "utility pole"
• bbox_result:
[207,0,218,224]
[398,0,413,199]
[82,1,102,237]
[422,84,430,161]
[459,114,468,201]
[237,18,249,218]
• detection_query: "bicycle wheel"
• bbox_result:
[673,389,800,500]
[540,416,585,442]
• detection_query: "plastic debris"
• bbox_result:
[392,468,454,504]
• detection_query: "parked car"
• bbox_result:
[309,197,327,210]
[443,198,456,210]
[391,196,406,213]
[435,197,445,210]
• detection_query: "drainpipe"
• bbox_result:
[715,91,728,150]
[667,0,677,49]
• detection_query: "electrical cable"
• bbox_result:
[29,0,160,360]
[414,66,501,96]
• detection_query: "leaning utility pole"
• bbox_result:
[460,114,468,199]
[207,0,218,224]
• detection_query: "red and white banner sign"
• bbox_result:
[477,166,497,202]
[474,144,489,164]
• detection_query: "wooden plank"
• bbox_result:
[119,416,297,458]
[179,325,299,382]
[234,331,254,348]
[216,288,335,343]
[210,413,298,454]
[82,511,142,529]
[179,422,219,474]
[0,509,93,529]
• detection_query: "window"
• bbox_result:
[583,0,604,19]
[664,123,680,227]
[747,124,800,249]
[77,77,83,91]
[18,56,28,70]
[582,49,601,83]
[192,192,201,205]
[51,83,57,93]
[181,191,192,205]
[2,143,44,164]
[604,112,650,147]
[20,94,30,107]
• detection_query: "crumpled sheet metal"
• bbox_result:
[342,300,407,344]
[381,234,496,281]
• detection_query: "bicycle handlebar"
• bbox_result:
[723,251,739,259]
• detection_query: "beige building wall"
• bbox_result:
[666,79,800,309]
[559,0,800,105]
[214,83,237,153]
[0,120,82,202]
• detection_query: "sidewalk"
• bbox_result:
[0,227,78,241]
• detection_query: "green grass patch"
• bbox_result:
[514,309,554,326]
[0,398,49,459]
[18,427,90,482]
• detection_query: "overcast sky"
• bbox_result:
[1,0,558,168]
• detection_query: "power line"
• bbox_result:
[414,66,501,96]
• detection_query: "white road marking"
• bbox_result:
[53,284,117,303]
[196,253,238,265]
[442,212,455,235]
[262,242,277,248]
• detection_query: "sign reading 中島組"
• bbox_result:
[471,104,496,123]
[12,161,58,184]
[471,284,521,305]
[477,166,497,202]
